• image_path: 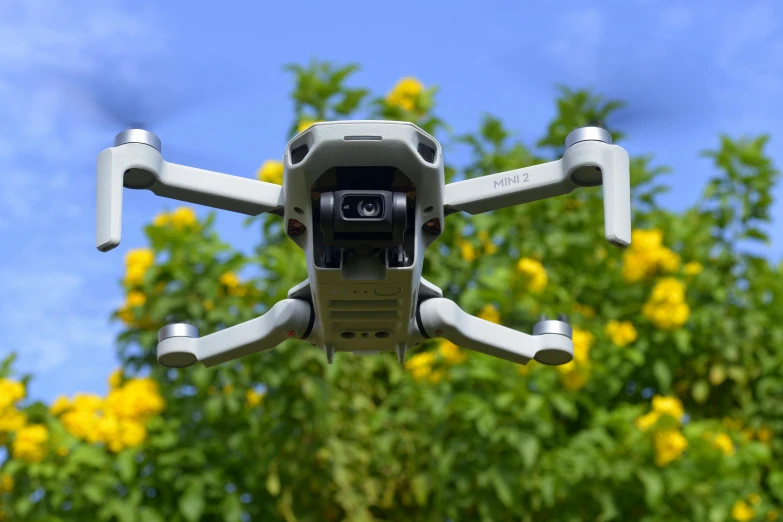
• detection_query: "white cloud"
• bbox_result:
[0,269,115,373]
[0,1,168,386]
[545,8,604,86]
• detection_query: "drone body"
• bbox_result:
[96,120,631,369]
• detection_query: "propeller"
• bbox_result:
[51,52,258,173]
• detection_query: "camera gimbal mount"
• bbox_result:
[96,121,630,369]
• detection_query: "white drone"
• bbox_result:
[96,120,631,369]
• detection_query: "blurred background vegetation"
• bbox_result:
[1,59,781,522]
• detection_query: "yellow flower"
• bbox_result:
[219,272,240,288]
[223,384,234,395]
[12,424,48,463]
[49,395,70,415]
[438,340,467,365]
[634,229,664,250]
[767,510,779,521]
[732,500,755,522]
[57,446,69,457]
[169,207,197,229]
[152,211,170,227]
[72,393,103,413]
[406,351,436,371]
[427,369,445,383]
[605,320,638,347]
[124,264,146,287]
[572,328,595,364]
[0,473,12,493]
[119,419,147,449]
[257,160,284,185]
[517,257,548,293]
[0,408,26,433]
[203,299,215,312]
[643,278,690,330]
[621,229,682,282]
[406,351,436,381]
[125,248,154,269]
[123,248,155,287]
[385,76,424,111]
[559,367,589,391]
[711,433,735,456]
[457,240,476,262]
[126,291,146,308]
[635,411,660,431]
[748,494,761,506]
[572,303,595,319]
[297,120,321,133]
[478,304,501,324]
[108,369,123,390]
[652,395,684,422]
[246,389,264,407]
[684,261,703,275]
[104,378,165,421]
[653,428,687,467]
[757,427,773,442]
[650,277,686,304]
[0,379,25,410]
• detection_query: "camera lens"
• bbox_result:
[357,199,381,218]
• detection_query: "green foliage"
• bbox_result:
[1,59,781,522]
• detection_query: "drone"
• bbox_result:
[96,120,631,369]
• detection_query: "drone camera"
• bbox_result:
[320,189,407,248]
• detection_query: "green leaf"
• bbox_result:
[692,379,710,404]
[491,471,513,508]
[519,434,540,469]
[411,473,431,506]
[82,482,105,503]
[179,480,205,522]
[652,359,672,392]
[221,494,244,522]
[637,468,664,508]
[117,449,137,483]
[266,465,281,497]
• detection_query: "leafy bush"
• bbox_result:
[1,60,781,522]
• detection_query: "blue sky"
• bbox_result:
[1,0,781,404]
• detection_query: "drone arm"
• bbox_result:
[96,143,284,252]
[444,160,573,215]
[156,299,313,368]
[152,161,283,216]
[417,298,573,366]
[444,140,632,247]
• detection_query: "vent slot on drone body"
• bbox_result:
[417,143,436,163]
[291,144,309,164]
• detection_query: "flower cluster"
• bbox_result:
[405,340,469,383]
[556,328,595,391]
[642,277,690,330]
[477,304,501,324]
[731,494,766,522]
[12,424,49,463]
[621,229,681,283]
[385,77,424,112]
[123,248,155,287]
[604,320,638,347]
[152,206,198,230]
[455,230,499,263]
[0,378,28,450]
[219,271,254,298]
[257,160,284,185]
[517,257,548,293]
[117,289,150,327]
[51,371,165,454]
[246,388,265,407]
[635,395,688,467]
